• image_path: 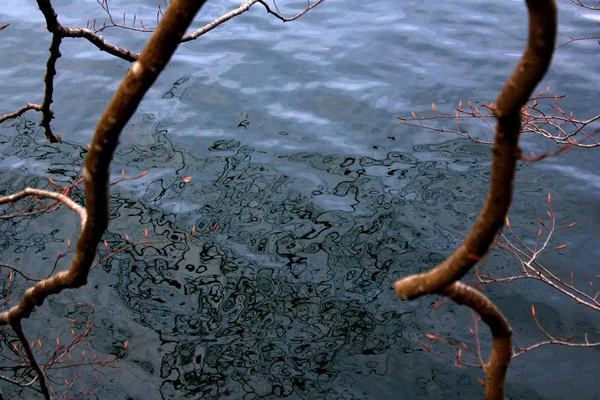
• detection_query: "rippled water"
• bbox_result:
[1,1,599,399]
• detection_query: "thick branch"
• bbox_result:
[0,3,62,141]
[0,7,207,393]
[395,0,557,300]
[39,33,62,142]
[394,1,557,398]
[0,0,207,323]
[442,282,512,400]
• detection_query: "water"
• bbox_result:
[1,1,599,399]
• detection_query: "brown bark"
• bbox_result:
[395,0,557,301]
[0,0,207,327]
[0,1,207,395]
[394,1,557,398]
[442,283,512,400]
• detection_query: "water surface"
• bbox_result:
[0,1,599,399]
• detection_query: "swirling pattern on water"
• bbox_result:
[107,120,495,399]
[0,118,553,399]
[2,93,599,400]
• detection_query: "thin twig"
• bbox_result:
[11,321,50,399]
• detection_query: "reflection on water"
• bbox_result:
[107,127,499,399]
[2,102,598,400]
[0,118,523,399]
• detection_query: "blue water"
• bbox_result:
[1,0,599,399]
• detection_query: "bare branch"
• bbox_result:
[38,33,62,142]
[182,0,262,42]
[11,321,50,399]
[570,0,600,10]
[556,33,600,49]
[0,188,86,227]
[0,0,208,324]
[257,0,325,22]
[63,27,139,62]
[400,0,599,148]
[2,0,323,140]
[181,0,325,42]
[0,264,43,282]
[0,2,208,393]
[513,337,600,357]
[36,0,139,62]
[395,0,557,298]
[0,104,42,124]
[394,1,557,397]
[90,0,325,45]
[400,92,600,149]
[481,196,600,313]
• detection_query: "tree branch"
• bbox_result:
[394,1,557,398]
[0,104,43,124]
[442,282,512,400]
[0,0,207,322]
[395,0,557,298]
[257,0,325,22]
[0,188,87,226]
[64,27,139,62]
[11,321,50,399]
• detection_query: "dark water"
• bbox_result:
[1,1,599,399]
